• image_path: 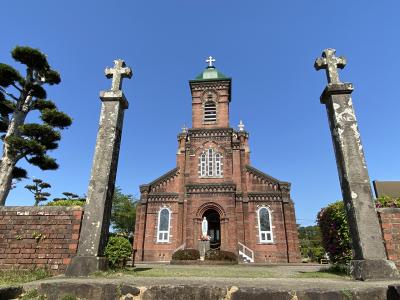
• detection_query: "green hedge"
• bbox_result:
[375,195,400,208]
[45,199,85,207]
[317,201,352,265]
[104,236,132,268]
[205,250,237,262]
[172,249,200,260]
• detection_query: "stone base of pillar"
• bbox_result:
[65,256,108,277]
[350,259,399,281]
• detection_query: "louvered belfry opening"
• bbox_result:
[204,100,216,122]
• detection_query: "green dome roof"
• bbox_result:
[194,66,228,81]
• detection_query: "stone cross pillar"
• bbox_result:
[66,59,132,276]
[315,49,399,280]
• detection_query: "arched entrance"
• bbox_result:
[203,209,221,249]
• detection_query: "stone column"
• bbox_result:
[66,59,132,276]
[315,49,399,280]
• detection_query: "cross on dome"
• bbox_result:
[206,56,216,68]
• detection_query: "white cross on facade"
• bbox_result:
[104,59,132,92]
[206,56,216,67]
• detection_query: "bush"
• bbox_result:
[45,199,85,206]
[317,201,352,265]
[375,195,400,208]
[172,249,200,260]
[205,250,237,262]
[104,236,132,268]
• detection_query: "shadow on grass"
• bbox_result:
[133,268,153,273]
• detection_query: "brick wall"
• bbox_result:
[0,206,83,274]
[377,208,400,268]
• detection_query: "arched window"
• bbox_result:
[157,208,171,242]
[257,207,273,243]
[199,148,223,178]
[204,101,216,122]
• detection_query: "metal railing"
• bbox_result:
[173,242,186,253]
[238,242,254,263]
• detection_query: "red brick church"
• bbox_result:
[133,58,300,263]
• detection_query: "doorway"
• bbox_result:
[203,209,221,249]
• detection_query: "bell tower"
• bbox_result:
[189,56,232,129]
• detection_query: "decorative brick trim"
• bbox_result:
[186,183,236,194]
[245,165,282,189]
[248,192,282,202]
[147,193,179,202]
[148,168,180,192]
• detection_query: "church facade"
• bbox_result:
[133,60,300,263]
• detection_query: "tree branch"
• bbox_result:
[11,83,22,93]
[0,87,18,102]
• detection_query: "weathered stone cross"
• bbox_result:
[315,48,399,280]
[206,56,216,67]
[314,48,346,84]
[105,59,132,92]
[66,59,132,276]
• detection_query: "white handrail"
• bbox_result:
[173,242,186,253]
[238,242,254,263]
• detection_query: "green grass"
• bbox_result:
[94,265,276,278]
[294,271,349,279]
[295,266,350,279]
[0,268,51,287]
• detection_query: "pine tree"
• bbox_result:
[0,46,72,205]
[25,178,51,206]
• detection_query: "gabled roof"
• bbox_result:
[148,167,179,188]
[245,165,282,184]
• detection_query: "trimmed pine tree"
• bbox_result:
[0,46,72,205]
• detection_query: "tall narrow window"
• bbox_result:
[257,207,273,243]
[199,148,223,178]
[157,208,170,242]
[204,101,216,122]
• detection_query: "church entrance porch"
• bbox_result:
[203,209,221,249]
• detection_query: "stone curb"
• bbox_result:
[24,282,400,300]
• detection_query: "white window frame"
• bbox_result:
[257,207,273,243]
[157,207,171,243]
[198,148,223,178]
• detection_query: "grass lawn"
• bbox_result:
[0,268,51,287]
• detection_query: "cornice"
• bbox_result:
[147,168,180,192]
[147,193,179,202]
[247,192,282,202]
[186,182,236,194]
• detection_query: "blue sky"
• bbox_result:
[1,1,399,226]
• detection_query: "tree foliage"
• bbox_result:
[110,187,137,236]
[317,201,352,265]
[24,178,51,206]
[0,46,72,205]
[298,225,325,262]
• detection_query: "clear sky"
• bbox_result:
[1,1,399,226]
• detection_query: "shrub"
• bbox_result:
[45,199,85,206]
[104,236,132,268]
[317,201,352,265]
[205,249,237,262]
[172,249,200,260]
[375,195,400,208]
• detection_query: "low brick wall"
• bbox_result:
[0,206,83,274]
[377,208,400,268]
